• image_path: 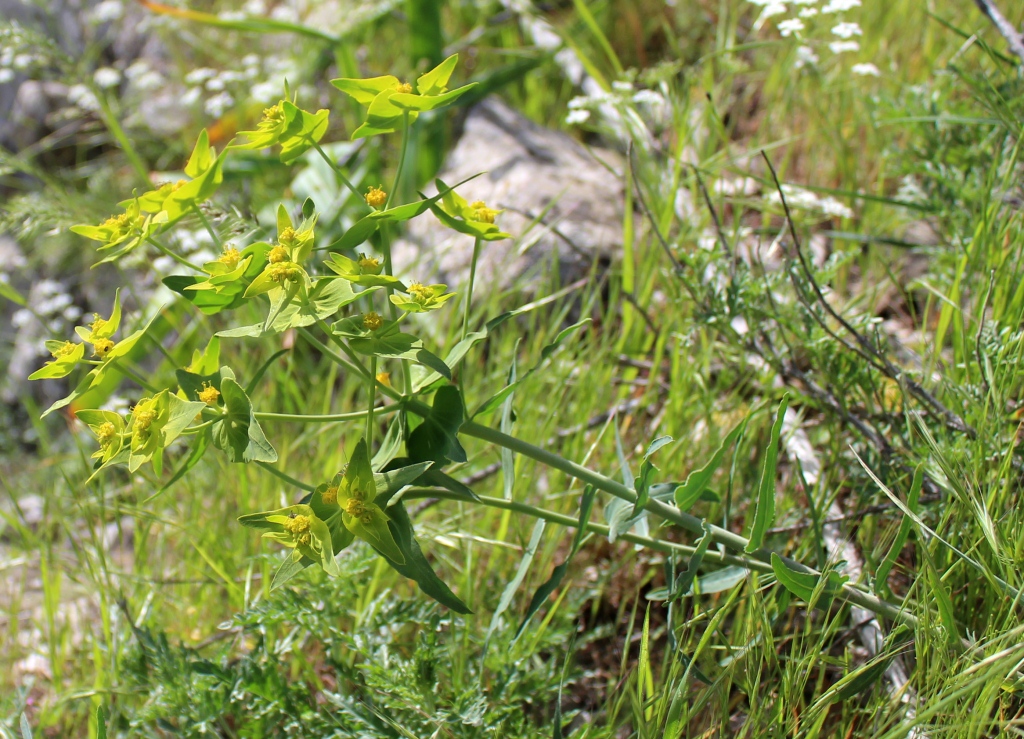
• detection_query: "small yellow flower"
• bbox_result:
[92,338,115,359]
[362,312,383,331]
[198,383,221,405]
[133,407,157,434]
[284,514,312,546]
[261,102,285,128]
[365,185,387,208]
[50,341,77,359]
[268,245,289,263]
[279,227,297,246]
[395,82,413,94]
[89,313,108,335]
[172,179,187,191]
[101,212,133,237]
[268,262,300,283]
[470,200,498,224]
[376,371,391,388]
[407,282,431,305]
[358,254,380,271]
[96,422,117,448]
[217,246,241,269]
[321,485,338,505]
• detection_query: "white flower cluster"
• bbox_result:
[0,23,48,84]
[564,80,669,130]
[180,53,301,120]
[746,0,884,76]
[767,184,854,219]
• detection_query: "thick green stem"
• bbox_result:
[312,141,365,205]
[403,488,771,574]
[386,112,411,210]
[461,237,482,341]
[254,409,396,424]
[458,418,913,626]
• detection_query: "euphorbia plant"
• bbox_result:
[32,55,910,625]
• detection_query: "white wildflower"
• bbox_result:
[269,5,298,22]
[798,7,819,17]
[12,54,34,70]
[184,68,217,86]
[250,80,280,103]
[93,67,121,89]
[829,40,860,53]
[180,87,202,106]
[0,69,13,83]
[762,2,788,18]
[851,62,881,76]
[243,0,267,13]
[89,0,124,23]
[565,109,591,125]
[795,45,819,67]
[822,0,860,11]
[205,76,226,92]
[778,18,804,36]
[67,84,100,112]
[831,22,862,39]
[204,91,234,118]
[632,89,665,105]
[612,80,634,93]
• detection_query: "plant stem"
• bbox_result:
[303,330,912,624]
[458,418,913,625]
[96,90,149,186]
[254,409,397,424]
[298,326,373,383]
[366,356,378,444]
[312,141,365,204]
[147,237,202,272]
[402,488,771,574]
[192,203,222,248]
[386,112,411,210]
[109,360,158,393]
[461,237,482,341]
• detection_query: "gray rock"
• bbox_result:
[392,97,623,293]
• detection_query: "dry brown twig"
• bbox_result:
[971,0,1024,66]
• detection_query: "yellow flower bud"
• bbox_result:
[96,422,116,448]
[376,371,391,388]
[198,383,220,405]
[362,312,383,331]
[50,341,77,359]
[92,338,115,359]
[395,82,413,94]
[89,313,108,335]
[365,185,387,208]
[218,246,241,269]
[322,485,338,505]
[268,245,289,263]
[470,200,498,224]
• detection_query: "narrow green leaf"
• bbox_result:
[486,518,546,645]
[379,501,471,613]
[630,435,672,519]
[771,553,818,602]
[745,395,789,552]
[675,417,747,512]
[0,279,26,306]
[875,464,923,591]
[514,486,596,640]
[672,522,712,600]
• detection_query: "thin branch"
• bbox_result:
[972,0,1024,65]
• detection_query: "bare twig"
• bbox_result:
[761,151,976,439]
[971,0,1024,65]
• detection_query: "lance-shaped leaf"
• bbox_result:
[211,378,277,463]
[630,435,672,519]
[675,416,748,512]
[514,486,596,640]
[331,75,401,105]
[745,394,789,553]
[378,500,471,613]
[771,553,848,606]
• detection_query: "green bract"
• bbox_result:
[70,197,161,264]
[232,99,330,163]
[331,53,476,139]
[390,282,456,313]
[430,179,511,241]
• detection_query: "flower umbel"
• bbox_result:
[365,185,387,208]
